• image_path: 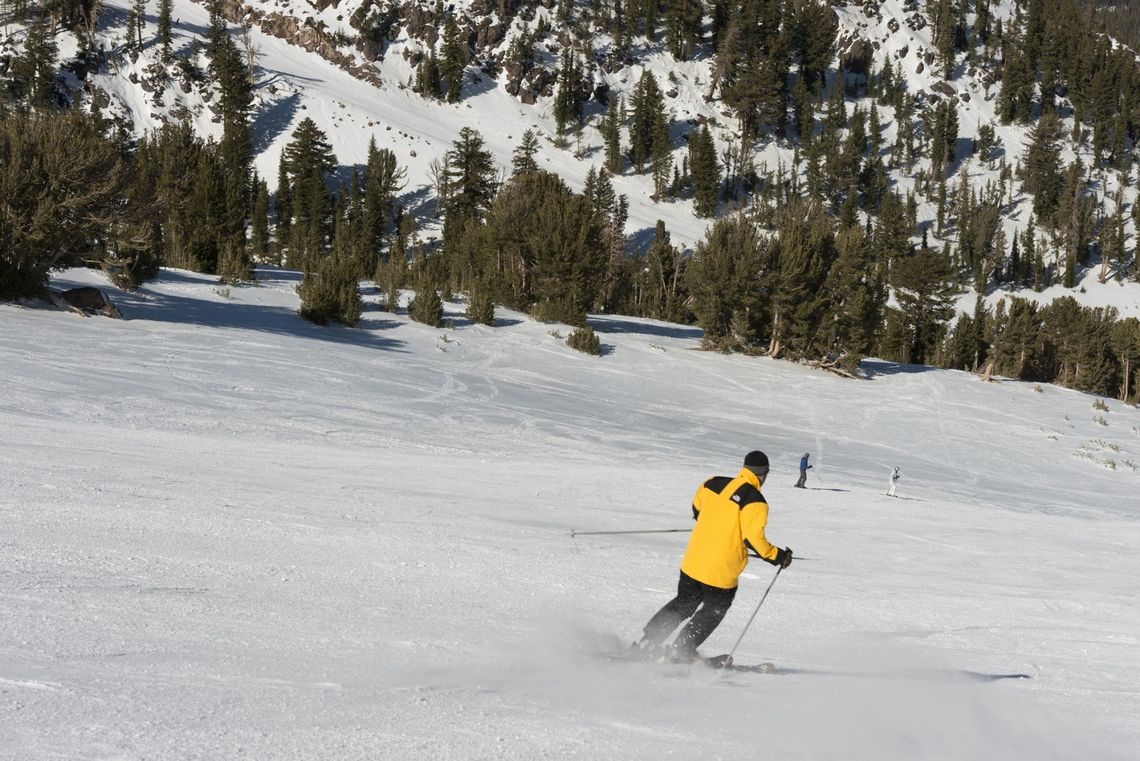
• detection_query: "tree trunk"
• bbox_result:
[768,311,781,357]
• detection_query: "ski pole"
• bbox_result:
[569,528,690,537]
[748,550,813,561]
[724,566,782,667]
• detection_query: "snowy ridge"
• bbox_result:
[1,267,1138,757]
[56,0,1140,322]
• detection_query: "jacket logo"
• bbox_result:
[732,495,741,502]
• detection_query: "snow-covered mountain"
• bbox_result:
[10,0,1140,315]
[2,265,1138,758]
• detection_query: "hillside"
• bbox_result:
[1,267,1138,757]
[6,0,1140,306]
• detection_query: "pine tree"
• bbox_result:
[157,0,174,61]
[409,272,444,327]
[765,198,834,359]
[684,213,767,350]
[466,279,496,326]
[1110,317,1140,401]
[282,118,337,268]
[934,0,956,78]
[649,105,673,201]
[1022,111,1065,222]
[821,224,884,368]
[629,71,664,173]
[890,244,961,364]
[998,30,1034,122]
[250,176,270,264]
[362,140,406,270]
[797,1,837,95]
[511,129,540,176]
[416,51,442,99]
[641,220,686,321]
[440,15,465,103]
[274,153,292,265]
[443,127,496,224]
[0,111,143,299]
[689,126,720,218]
[11,19,57,109]
[603,96,624,174]
[553,52,583,136]
[665,0,703,61]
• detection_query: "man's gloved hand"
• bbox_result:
[774,547,793,569]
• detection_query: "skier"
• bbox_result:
[887,466,901,497]
[795,452,812,488]
[636,450,793,663]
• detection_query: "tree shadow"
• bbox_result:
[400,185,437,225]
[462,70,500,99]
[860,359,941,377]
[589,315,702,341]
[625,225,661,253]
[251,92,302,155]
[64,270,408,353]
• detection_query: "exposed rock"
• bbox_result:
[839,37,871,74]
[915,61,924,75]
[225,4,384,88]
[360,38,382,62]
[887,18,899,33]
[930,80,955,97]
[52,287,123,319]
[475,19,506,51]
[897,44,908,58]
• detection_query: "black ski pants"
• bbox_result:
[643,571,737,654]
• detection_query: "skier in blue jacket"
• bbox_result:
[795,453,812,488]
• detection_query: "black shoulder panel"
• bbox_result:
[729,483,765,510]
[703,476,733,494]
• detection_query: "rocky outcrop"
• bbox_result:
[838,35,871,74]
[215,0,383,87]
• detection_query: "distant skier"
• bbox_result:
[635,451,793,663]
[795,453,812,488]
[887,466,901,497]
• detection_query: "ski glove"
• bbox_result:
[774,547,793,569]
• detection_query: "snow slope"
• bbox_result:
[1,269,1138,759]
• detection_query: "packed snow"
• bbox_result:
[1,269,1138,759]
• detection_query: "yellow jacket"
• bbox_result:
[680,467,779,589]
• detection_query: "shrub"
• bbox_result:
[566,324,601,355]
[409,285,443,326]
[466,289,495,326]
[298,256,361,326]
